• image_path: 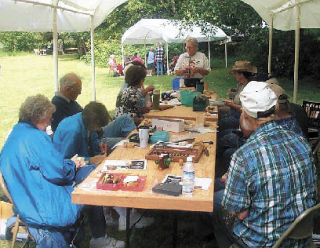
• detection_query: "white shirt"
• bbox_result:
[174,51,211,78]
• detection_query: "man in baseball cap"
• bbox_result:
[214,81,317,248]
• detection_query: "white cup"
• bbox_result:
[139,126,149,148]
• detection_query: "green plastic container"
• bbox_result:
[180,90,201,107]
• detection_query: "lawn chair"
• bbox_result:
[272,202,320,248]
[0,172,31,248]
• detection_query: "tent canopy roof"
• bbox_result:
[121,19,228,45]
[0,0,127,32]
[241,0,320,31]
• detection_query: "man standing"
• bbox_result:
[155,42,164,75]
[51,72,83,132]
[174,37,210,78]
[214,81,317,247]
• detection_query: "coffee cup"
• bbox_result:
[139,126,149,148]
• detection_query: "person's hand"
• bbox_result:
[223,99,233,106]
[145,85,154,93]
[220,172,228,183]
[89,154,106,165]
[190,67,199,75]
[146,102,152,108]
[71,154,82,169]
[98,142,108,155]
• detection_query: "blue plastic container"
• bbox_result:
[150,131,169,144]
[172,77,181,90]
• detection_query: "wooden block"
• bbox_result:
[0,201,13,219]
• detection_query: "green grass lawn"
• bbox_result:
[0,53,319,247]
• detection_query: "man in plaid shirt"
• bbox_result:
[155,42,164,75]
[214,81,317,247]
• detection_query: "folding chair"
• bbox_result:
[0,172,31,248]
[272,202,320,248]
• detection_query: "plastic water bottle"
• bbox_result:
[182,156,195,197]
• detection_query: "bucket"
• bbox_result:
[172,77,181,90]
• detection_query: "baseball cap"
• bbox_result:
[240,81,278,118]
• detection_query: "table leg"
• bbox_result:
[126,208,131,248]
[172,212,178,248]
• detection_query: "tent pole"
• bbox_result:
[268,16,273,75]
[166,42,169,74]
[144,41,147,67]
[90,15,96,101]
[293,5,300,103]
[208,42,211,68]
[225,42,228,68]
[53,3,58,92]
[121,44,124,68]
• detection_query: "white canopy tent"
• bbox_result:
[121,19,229,72]
[241,0,320,102]
[0,0,128,100]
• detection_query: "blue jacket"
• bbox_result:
[0,122,82,228]
[53,113,89,159]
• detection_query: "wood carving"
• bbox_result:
[146,143,204,163]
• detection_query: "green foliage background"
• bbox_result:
[1,0,320,81]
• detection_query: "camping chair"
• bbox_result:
[272,202,320,248]
[0,172,31,248]
[302,101,320,141]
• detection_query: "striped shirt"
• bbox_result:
[222,121,317,247]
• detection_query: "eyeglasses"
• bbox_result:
[186,46,196,50]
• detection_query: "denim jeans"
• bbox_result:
[28,227,76,248]
[214,179,226,209]
[24,165,105,248]
[156,61,163,75]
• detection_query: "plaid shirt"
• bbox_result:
[222,121,317,247]
[155,46,164,62]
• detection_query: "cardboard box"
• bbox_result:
[152,118,185,133]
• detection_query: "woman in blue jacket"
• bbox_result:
[0,95,124,248]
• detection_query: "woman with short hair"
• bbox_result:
[115,65,147,126]
[0,94,83,247]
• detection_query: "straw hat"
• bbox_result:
[230,61,257,74]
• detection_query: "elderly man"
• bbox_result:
[51,72,83,132]
[174,37,210,78]
[213,81,317,248]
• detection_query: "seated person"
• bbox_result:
[174,37,210,79]
[169,54,178,74]
[108,54,123,77]
[131,53,144,65]
[0,95,122,248]
[115,65,148,126]
[53,101,125,248]
[53,101,110,161]
[120,61,154,110]
[213,81,317,248]
[218,60,257,131]
[51,72,83,132]
[218,82,306,174]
